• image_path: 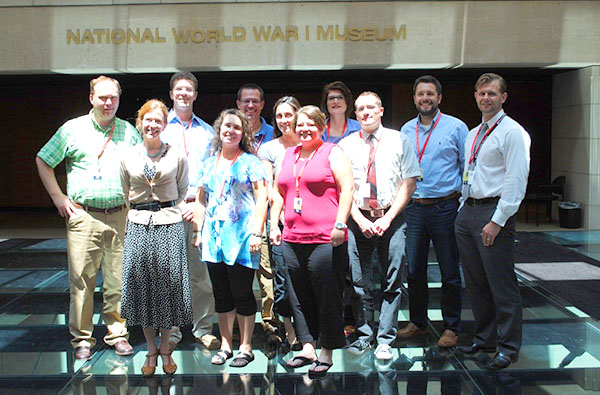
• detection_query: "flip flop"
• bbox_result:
[211,349,233,365]
[308,360,333,378]
[286,355,316,368]
[230,352,255,368]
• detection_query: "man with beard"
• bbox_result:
[398,76,468,348]
[161,72,220,351]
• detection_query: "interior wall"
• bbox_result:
[0,69,553,209]
[552,66,600,229]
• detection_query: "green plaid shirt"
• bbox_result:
[37,112,141,209]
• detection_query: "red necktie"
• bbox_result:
[367,134,378,209]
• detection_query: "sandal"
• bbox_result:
[286,355,316,368]
[308,360,332,378]
[159,352,177,375]
[141,352,158,377]
[230,352,255,368]
[211,349,233,365]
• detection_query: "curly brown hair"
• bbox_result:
[211,109,256,155]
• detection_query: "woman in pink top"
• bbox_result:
[270,105,353,377]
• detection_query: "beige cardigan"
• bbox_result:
[120,144,188,225]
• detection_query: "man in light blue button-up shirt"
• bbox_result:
[399,75,468,348]
[161,72,219,352]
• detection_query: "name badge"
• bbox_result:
[463,169,474,185]
[417,167,423,182]
[93,165,102,181]
[294,197,302,214]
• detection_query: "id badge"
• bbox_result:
[294,197,302,214]
[463,169,474,185]
[93,165,102,181]
[417,167,423,182]
[215,204,229,221]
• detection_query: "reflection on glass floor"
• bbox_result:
[0,235,598,394]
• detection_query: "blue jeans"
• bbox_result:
[405,198,461,332]
[348,212,407,345]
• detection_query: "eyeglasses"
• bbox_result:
[327,95,345,102]
[240,99,262,105]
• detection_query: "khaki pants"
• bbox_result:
[170,220,215,344]
[257,234,280,331]
[66,209,128,349]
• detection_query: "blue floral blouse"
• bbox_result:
[199,152,266,269]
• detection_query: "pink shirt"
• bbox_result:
[278,142,347,244]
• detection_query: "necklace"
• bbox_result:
[146,142,164,158]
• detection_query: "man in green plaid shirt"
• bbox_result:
[36,76,141,360]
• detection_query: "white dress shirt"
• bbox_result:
[461,109,531,227]
[339,125,420,210]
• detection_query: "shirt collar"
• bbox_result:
[482,109,505,127]
[167,109,200,126]
[254,117,268,138]
[361,124,383,142]
[89,110,115,133]
[416,110,440,132]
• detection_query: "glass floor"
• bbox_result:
[0,234,599,394]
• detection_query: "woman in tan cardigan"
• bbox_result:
[120,99,191,377]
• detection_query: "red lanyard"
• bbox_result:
[415,112,442,163]
[360,130,382,173]
[326,118,347,141]
[177,118,193,156]
[468,114,506,165]
[97,123,116,159]
[216,149,242,199]
[255,134,265,151]
[293,141,322,196]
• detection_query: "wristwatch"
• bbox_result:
[334,222,347,230]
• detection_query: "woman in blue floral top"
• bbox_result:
[193,109,268,368]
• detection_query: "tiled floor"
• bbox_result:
[0,227,599,393]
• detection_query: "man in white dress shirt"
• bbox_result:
[455,73,530,370]
[339,92,419,360]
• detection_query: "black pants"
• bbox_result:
[454,202,522,356]
[206,262,256,316]
[282,241,346,349]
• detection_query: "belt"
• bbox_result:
[75,202,126,214]
[360,206,390,219]
[131,200,176,211]
[465,197,500,206]
[413,191,460,205]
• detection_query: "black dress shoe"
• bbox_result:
[456,343,496,354]
[484,352,518,370]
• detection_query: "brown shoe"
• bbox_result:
[197,334,221,350]
[397,323,427,339]
[114,340,134,356]
[437,329,458,348]
[74,346,91,360]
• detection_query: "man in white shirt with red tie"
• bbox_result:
[455,73,530,370]
[161,72,220,351]
[339,92,419,361]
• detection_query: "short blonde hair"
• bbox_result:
[294,105,326,132]
[90,75,122,96]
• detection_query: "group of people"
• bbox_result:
[36,71,530,377]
